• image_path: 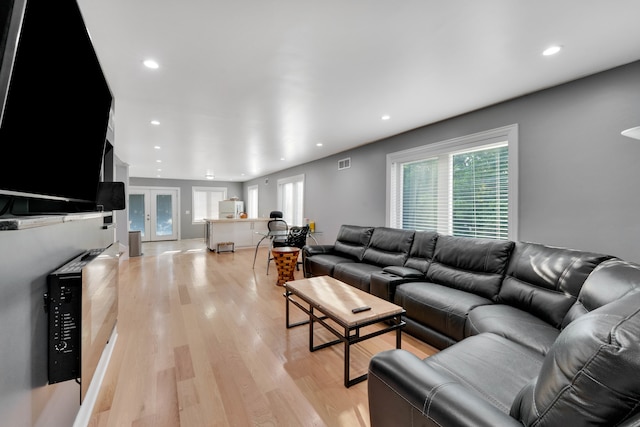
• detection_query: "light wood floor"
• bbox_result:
[88,239,437,427]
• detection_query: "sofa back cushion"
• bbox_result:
[563,258,640,328]
[499,242,612,328]
[510,290,640,426]
[361,227,415,267]
[403,230,438,273]
[333,225,374,261]
[426,235,514,300]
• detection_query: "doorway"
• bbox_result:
[128,187,180,241]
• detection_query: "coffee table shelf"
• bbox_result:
[284,276,405,387]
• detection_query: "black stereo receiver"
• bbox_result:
[46,248,103,384]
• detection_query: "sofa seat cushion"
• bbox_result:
[305,254,355,277]
[466,304,559,356]
[394,282,493,342]
[333,262,383,292]
[426,333,545,414]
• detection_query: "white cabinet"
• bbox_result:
[205,219,269,250]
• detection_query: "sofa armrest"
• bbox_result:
[382,265,424,278]
[370,269,424,302]
[302,244,335,258]
[368,349,522,427]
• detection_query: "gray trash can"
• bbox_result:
[128,231,142,257]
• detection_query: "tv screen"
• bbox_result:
[0,0,113,209]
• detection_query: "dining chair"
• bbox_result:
[266,213,288,274]
[285,225,309,271]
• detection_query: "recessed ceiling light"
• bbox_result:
[143,59,159,69]
[381,115,391,120]
[280,157,285,161]
[154,145,161,150]
[150,120,160,125]
[156,159,162,163]
[621,126,640,140]
[157,168,162,172]
[542,45,562,56]
[316,143,323,147]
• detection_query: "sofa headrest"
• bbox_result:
[563,258,640,327]
[333,224,374,261]
[511,290,640,425]
[362,227,415,267]
[403,230,438,273]
[499,241,613,327]
[426,235,514,300]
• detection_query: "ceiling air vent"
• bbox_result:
[338,157,351,170]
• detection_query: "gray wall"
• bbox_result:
[129,177,243,240]
[0,216,115,426]
[128,61,640,261]
[242,144,388,246]
[244,60,640,262]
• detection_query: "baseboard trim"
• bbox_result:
[73,325,118,427]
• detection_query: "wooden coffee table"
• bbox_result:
[284,276,405,387]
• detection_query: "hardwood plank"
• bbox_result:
[89,239,437,426]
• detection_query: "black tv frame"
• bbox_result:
[0,0,114,215]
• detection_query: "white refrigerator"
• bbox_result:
[218,200,244,219]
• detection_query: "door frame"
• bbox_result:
[129,186,181,242]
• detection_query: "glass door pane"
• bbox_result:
[129,186,179,242]
[128,193,147,237]
[155,194,174,237]
[148,188,178,241]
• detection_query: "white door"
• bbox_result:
[128,187,179,241]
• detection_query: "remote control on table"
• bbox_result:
[351,306,371,313]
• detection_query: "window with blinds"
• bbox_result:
[192,186,227,223]
[277,174,304,226]
[451,144,508,239]
[388,125,518,241]
[247,185,258,218]
[402,158,438,231]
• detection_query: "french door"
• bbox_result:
[128,187,179,241]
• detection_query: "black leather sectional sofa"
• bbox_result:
[302,225,640,426]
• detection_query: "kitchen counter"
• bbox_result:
[204,218,269,250]
[204,217,270,223]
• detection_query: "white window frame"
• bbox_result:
[277,174,305,226]
[386,124,518,240]
[247,184,258,218]
[192,186,227,224]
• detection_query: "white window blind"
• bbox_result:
[388,125,518,240]
[247,185,258,218]
[277,174,304,226]
[451,144,509,239]
[192,187,227,223]
[401,158,439,231]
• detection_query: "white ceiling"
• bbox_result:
[76,0,640,182]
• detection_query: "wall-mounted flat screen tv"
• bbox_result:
[0,0,113,213]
